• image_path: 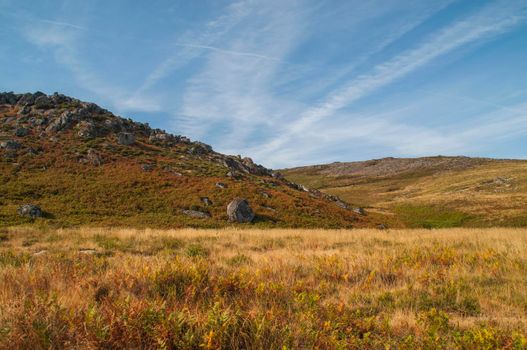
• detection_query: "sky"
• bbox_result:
[1,0,526,168]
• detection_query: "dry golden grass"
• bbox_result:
[1,227,527,349]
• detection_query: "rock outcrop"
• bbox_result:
[0,91,370,228]
[181,209,211,219]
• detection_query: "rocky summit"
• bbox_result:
[0,91,374,228]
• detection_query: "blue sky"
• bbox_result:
[1,0,526,168]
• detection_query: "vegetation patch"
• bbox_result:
[394,204,470,228]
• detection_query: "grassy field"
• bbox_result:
[282,158,527,228]
[1,227,527,349]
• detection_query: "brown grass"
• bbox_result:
[1,227,527,349]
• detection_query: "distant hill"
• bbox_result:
[0,91,371,228]
[282,156,527,228]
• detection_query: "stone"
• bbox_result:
[181,209,211,219]
[0,92,18,104]
[19,106,32,115]
[353,207,366,215]
[215,182,227,189]
[188,142,212,155]
[377,224,388,230]
[46,111,75,133]
[227,198,255,223]
[179,136,191,144]
[336,200,351,210]
[104,118,122,132]
[240,157,270,176]
[29,117,47,127]
[149,132,174,144]
[308,189,323,199]
[17,204,42,218]
[226,171,242,179]
[16,93,37,106]
[87,149,103,166]
[259,191,271,199]
[26,147,40,156]
[271,172,284,180]
[77,121,96,139]
[15,128,29,137]
[50,92,70,105]
[0,140,21,150]
[200,197,213,206]
[141,163,154,172]
[34,95,53,109]
[118,132,135,145]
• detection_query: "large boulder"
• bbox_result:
[17,93,37,106]
[188,142,212,155]
[33,95,53,109]
[0,92,18,105]
[118,132,135,145]
[227,198,255,223]
[18,204,42,218]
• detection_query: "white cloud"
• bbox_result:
[249,0,527,167]
[10,0,527,168]
[174,0,457,156]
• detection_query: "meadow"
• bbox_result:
[1,227,527,349]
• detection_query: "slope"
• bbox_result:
[0,91,373,228]
[282,156,527,228]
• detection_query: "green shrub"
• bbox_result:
[186,243,209,258]
[395,204,470,228]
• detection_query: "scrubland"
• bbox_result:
[1,227,527,349]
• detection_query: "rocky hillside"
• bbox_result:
[283,156,527,228]
[0,91,375,228]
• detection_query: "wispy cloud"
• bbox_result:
[36,18,87,31]
[251,0,527,166]
[175,0,458,155]
[173,43,282,62]
[176,0,308,145]
[135,0,257,93]
[21,16,163,113]
[5,0,527,167]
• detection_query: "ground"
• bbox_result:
[1,227,527,349]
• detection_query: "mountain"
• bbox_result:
[0,91,371,228]
[282,156,527,228]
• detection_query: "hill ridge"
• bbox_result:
[282,156,527,228]
[0,91,370,228]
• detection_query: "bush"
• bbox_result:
[186,243,209,258]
